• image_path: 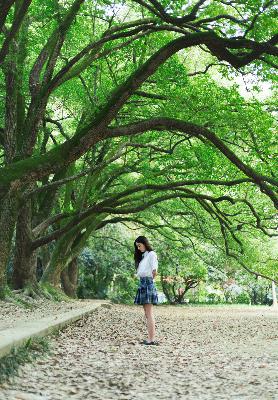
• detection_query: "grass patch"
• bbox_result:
[40,283,72,302]
[0,336,51,385]
[9,295,36,310]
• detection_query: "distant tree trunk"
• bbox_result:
[160,274,174,304]
[272,281,277,308]
[160,273,199,304]
[61,257,78,298]
[250,288,258,305]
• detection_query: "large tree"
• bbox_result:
[0,0,277,298]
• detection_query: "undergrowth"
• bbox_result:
[0,336,51,385]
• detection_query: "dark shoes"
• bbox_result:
[140,339,159,345]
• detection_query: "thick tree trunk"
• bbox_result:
[61,258,78,298]
[37,246,51,280]
[12,198,37,289]
[40,214,108,290]
[40,232,75,287]
[40,259,63,288]
[0,190,19,298]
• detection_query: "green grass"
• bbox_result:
[40,283,73,302]
[10,296,36,309]
[0,336,51,385]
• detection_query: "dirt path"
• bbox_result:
[1,304,277,400]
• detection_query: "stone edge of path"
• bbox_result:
[0,300,112,359]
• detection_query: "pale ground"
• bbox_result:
[0,298,97,331]
[0,304,278,400]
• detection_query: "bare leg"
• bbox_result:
[143,303,155,342]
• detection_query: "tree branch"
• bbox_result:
[0,0,32,65]
[0,31,277,192]
[106,118,278,208]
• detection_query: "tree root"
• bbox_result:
[1,287,35,308]
[39,283,72,302]
[11,283,47,300]
[6,283,52,306]
[1,283,73,304]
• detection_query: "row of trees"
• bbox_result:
[0,0,277,300]
[69,224,276,305]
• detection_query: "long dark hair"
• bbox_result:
[134,236,153,269]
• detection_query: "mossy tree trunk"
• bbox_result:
[40,213,108,289]
[0,190,20,298]
[11,158,69,292]
[12,197,38,291]
[40,226,79,287]
[61,257,78,298]
[39,239,75,289]
[0,0,85,297]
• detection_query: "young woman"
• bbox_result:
[133,236,159,345]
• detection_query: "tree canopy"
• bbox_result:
[0,0,277,299]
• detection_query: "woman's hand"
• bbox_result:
[152,269,157,279]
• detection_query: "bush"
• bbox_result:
[234,292,251,304]
[108,274,138,304]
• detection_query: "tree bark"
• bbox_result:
[0,189,19,298]
[40,213,106,287]
[40,229,77,287]
[61,258,78,298]
[12,198,37,289]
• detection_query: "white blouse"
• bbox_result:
[136,250,158,278]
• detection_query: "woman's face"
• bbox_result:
[136,242,146,252]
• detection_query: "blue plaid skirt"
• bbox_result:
[134,276,158,305]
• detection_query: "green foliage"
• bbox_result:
[108,272,138,304]
[234,292,251,304]
[77,225,134,299]
[77,247,113,299]
[0,0,276,300]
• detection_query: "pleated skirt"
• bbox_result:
[134,276,158,305]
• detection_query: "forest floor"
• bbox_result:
[0,303,277,400]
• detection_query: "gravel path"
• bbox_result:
[1,304,278,400]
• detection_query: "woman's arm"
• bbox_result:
[150,251,158,279]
